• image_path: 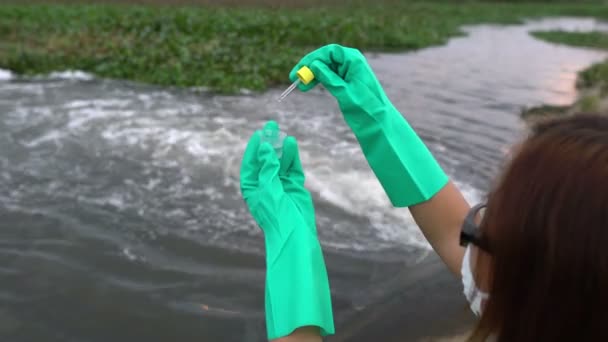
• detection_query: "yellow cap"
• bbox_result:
[296,66,315,85]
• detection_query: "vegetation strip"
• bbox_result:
[1,3,608,93]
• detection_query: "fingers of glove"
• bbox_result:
[279,135,295,177]
[289,44,369,91]
[295,44,346,69]
[308,60,348,94]
[289,44,346,92]
[281,136,305,188]
[257,142,284,194]
[279,135,298,175]
[239,130,261,199]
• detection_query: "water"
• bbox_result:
[1,18,606,341]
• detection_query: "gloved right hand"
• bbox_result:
[289,44,448,207]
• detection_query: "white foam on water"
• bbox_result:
[100,123,185,151]
[5,81,489,253]
[106,193,126,208]
[5,83,486,252]
[157,108,181,116]
[64,100,92,109]
[80,193,128,210]
[23,130,65,148]
[68,108,135,130]
[153,114,485,250]
[64,98,132,110]
[0,69,12,81]
[321,239,376,252]
[8,105,54,122]
[48,70,94,81]
[121,247,146,262]
[144,178,162,191]
[0,82,45,96]
[166,208,188,219]
[15,100,144,147]
[302,146,483,249]
[98,114,252,176]
[202,186,225,201]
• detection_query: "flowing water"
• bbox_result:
[1,18,607,342]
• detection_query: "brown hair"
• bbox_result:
[470,113,608,341]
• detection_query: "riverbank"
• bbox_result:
[1,2,608,93]
[522,30,608,120]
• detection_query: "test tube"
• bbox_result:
[260,127,286,158]
[277,80,301,102]
[277,66,315,102]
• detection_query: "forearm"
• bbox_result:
[271,327,321,342]
[409,180,470,276]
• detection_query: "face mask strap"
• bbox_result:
[461,244,490,316]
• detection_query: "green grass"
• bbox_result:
[1,2,608,93]
[531,31,608,50]
[580,61,608,92]
[579,94,601,111]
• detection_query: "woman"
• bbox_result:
[240,44,608,341]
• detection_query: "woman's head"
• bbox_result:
[470,113,608,341]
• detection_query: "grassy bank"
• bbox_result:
[1,2,608,93]
[531,31,608,50]
[523,30,608,118]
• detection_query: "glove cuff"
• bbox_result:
[351,107,449,207]
[264,223,335,340]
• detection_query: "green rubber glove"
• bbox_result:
[240,121,335,340]
[290,44,448,207]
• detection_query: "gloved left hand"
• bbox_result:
[240,120,335,340]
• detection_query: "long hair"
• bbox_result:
[470,113,608,341]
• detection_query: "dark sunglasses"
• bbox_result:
[459,203,490,252]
